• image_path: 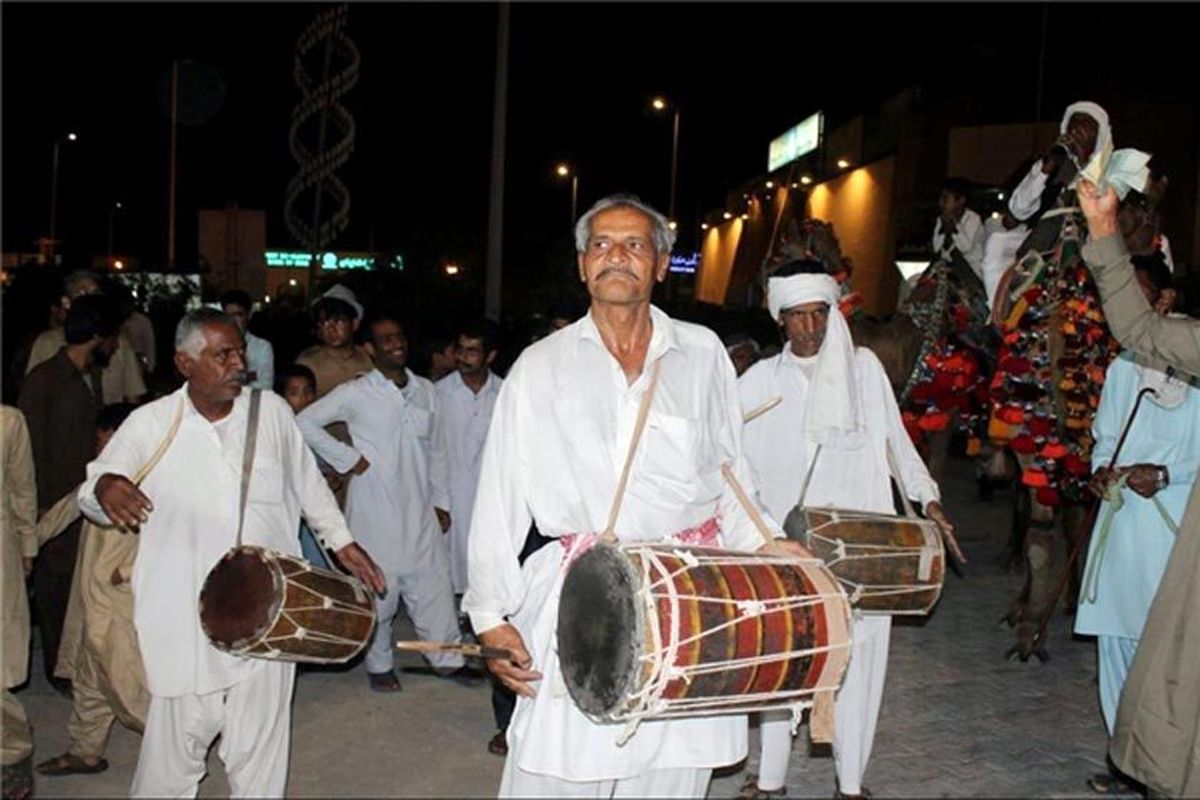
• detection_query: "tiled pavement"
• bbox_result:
[19,455,1117,798]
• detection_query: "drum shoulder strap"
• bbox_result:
[601,360,662,543]
[236,389,263,548]
[797,440,918,519]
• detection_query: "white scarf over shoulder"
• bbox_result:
[767,274,865,449]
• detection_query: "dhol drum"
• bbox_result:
[199,545,376,664]
[557,542,851,725]
[783,507,945,615]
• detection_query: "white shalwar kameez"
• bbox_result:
[435,370,502,595]
[297,368,463,674]
[463,306,780,798]
[739,275,941,796]
[78,386,355,798]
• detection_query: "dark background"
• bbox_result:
[6,2,1197,290]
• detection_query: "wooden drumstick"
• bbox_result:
[396,640,514,661]
[742,396,782,424]
[720,462,785,555]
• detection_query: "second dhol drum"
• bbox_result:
[199,545,376,664]
[557,541,852,726]
[785,507,945,615]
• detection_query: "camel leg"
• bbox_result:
[1060,503,1089,614]
[1005,452,1059,660]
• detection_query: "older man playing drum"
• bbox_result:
[78,308,384,797]
[464,194,808,797]
[738,262,963,799]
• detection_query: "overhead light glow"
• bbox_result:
[723,211,733,220]
[800,175,813,185]
[445,263,460,276]
[765,181,774,189]
[837,159,850,169]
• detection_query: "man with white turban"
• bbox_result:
[737,261,963,799]
[990,100,1150,660]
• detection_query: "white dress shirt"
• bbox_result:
[297,369,450,575]
[932,208,986,280]
[739,346,939,522]
[463,305,778,781]
[434,370,501,594]
[78,386,354,698]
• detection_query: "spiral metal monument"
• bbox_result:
[285,4,359,268]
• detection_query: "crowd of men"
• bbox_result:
[2,106,1199,800]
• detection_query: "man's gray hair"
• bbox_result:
[573,194,677,255]
[175,308,238,358]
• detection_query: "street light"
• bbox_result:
[48,131,79,261]
[445,263,461,276]
[650,96,681,223]
[554,162,579,224]
[107,200,123,257]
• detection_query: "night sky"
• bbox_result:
[3,3,1195,282]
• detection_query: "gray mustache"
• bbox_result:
[597,267,638,281]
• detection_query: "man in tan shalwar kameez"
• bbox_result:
[34,405,149,778]
[2,406,41,800]
[1079,178,1200,798]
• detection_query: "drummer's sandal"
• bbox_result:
[1088,772,1137,795]
[368,671,402,692]
[833,789,872,800]
[737,774,787,799]
[35,753,108,776]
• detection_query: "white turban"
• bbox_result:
[1060,100,1149,199]
[767,274,865,449]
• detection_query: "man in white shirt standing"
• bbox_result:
[220,290,275,391]
[435,320,502,600]
[932,177,986,283]
[738,261,963,800]
[298,312,477,692]
[464,194,801,798]
[78,308,384,797]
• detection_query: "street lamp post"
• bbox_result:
[555,163,578,225]
[48,131,78,262]
[651,97,680,224]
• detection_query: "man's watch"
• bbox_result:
[1155,465,1170,492]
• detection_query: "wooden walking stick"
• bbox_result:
[1012,384,1158,662]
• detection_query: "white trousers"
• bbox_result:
[130,661,295,798]
[366,567,464,674]
[757,615,891,795]
[500,759,712,799]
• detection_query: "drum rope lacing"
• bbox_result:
[234,558,375,664]
[611,544,851,743]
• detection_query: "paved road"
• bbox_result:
[19,455,1113,797]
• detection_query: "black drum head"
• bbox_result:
[557,544,641,718]
[199,546,279,650]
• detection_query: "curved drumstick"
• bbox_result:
[396,640,514,661]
